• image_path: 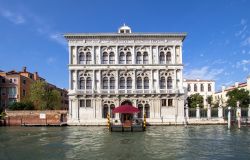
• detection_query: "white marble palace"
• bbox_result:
[64,25,187,125]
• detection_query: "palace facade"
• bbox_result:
[64,25,187,125]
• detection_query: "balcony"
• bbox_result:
[8,94,18,98]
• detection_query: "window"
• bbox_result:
[110,77,115,89]
[194,84,197,92]
[144,77,149,89]
[136,52,142,64]
[187,84,191,91]
[86,77,92,89]
[110,104,115,118]
[79,53,85,64]
[86,100,91,107]
[137,104,143,118]
[159,52,165,64]
[167,77,172,89]
[109,52,115,64]
[80,100,85,107]
[119,77,125,89]
[103,52,108,64]
[86,52,91,64]
[168,99,173,106]
[9,79,12,83]
[201,84,204,92]
[208,84,211,92]
[126,52,132,64]
[23,79,26,84]
[137,77,142,89]
[119,52,125,64]
[160,77,166,89]
[79,77,85,89]
[145,104,150,118]
[8,87,16,95]
[103,104,109,118]
[143,52,148,64]
[103,77,108,89]
[22,89,26,96]
[127,77,132,89]
[161,99,167,107]
[166,52,171,62]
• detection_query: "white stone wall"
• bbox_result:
[65,31,186,125]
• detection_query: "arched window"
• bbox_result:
[145,104,150,118]
[79,53,85,64]
[136,52,142,64]
[119,77,125,89]
[110,77,115,89]
[110,104,115,118]
[103,104,109,118]
[200,84,204,92]
[103,77,108,89]
[166,52,171,62]
[126,52,132,64]
[102,52,108,64]
[194,84,197,92]
[79,77,85,89]
[119,52,125,64]
[159,52,165,64]
[144,77,149,89]
[137,104,143,118]
[109,52,115,64]
[86,52,91,64]
[160,77,166,89]
[137,77,142,89]
[208,84,211,92]
[187,84,191,91]
[127,77,132,89]
[167,77,172,89]
[143,52,148,64]
[86,77,92,89]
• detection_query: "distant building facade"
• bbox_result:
[213,76,250,107]
[183,79,215,108]
[0,67,68,110]
[65,25,187,125]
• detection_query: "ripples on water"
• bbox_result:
[1,126,250,160]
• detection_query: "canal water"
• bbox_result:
[1,125,250,160]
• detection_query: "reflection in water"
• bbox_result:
[1,126,250,160]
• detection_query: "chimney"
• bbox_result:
[22,66,27,72]
[34,72,39,80]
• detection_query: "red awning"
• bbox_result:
[112,105,140,113]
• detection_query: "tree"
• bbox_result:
[207,95,213,105]
[9,101,34,110]
[29,80,61,110]
[187,93,204,108]
[226,88,250,108]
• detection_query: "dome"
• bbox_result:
[118,24,132,33]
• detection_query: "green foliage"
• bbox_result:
[29,80,61,110]
[207,95,213,105]
[187,93,204,108]
[9,101,35,110]
[226,88,250,108]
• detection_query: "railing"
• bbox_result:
[211,108,218,117]
[200,109,207,118]
[188,108,196,118]
[8,94,17,98]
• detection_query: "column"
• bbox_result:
[149,46,153,64]
[116,70,119,93]
[185,104,189,119]
[75,46,78,64]
[69,70,72,90]
[92,46,95,64]
[172,45,176,64]
[173,69,177,92]
[196,104,200,119]
[207,104,211,119]
[97,70,101,93]
[218,106,223,118]
[99,46,102,64]
[156,46,159,64]
[156,70,159,93]
[68,46,72,64]
[76,99,79,121]
[151,70,154,92]
[132,45,135,64]
[92,70,95,92]
[132,69,136,92]
[179,45,183,64]
[115,46,119,64]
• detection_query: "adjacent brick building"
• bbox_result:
[0,67,68,111]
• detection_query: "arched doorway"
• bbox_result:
[137,104,143,118]
[121,100,133,106]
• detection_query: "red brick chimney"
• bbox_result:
[34,72,39,80]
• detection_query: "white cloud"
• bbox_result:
[242,37,250,46]
[184,66,224,80]
[236,59,250,72]
[0,8,25,24]
[46,57,55,64]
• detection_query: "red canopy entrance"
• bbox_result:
[112,104,139,114]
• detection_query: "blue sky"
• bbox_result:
[0,0,250,91]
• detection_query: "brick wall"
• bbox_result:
[5,110,67,126]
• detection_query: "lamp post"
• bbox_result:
[228,106,231,129]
